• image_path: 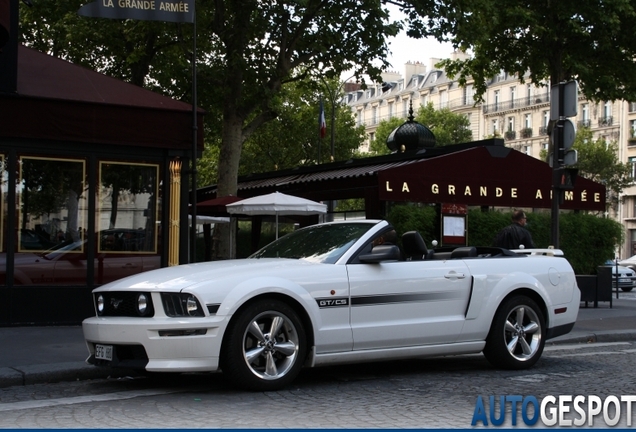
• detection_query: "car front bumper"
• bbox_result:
[82,315,230,372]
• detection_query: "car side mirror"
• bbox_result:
[359,245,401,263]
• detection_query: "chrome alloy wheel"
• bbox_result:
[503,305,542,362]
[241,311,300,380]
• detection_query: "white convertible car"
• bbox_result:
[83,219,580,391]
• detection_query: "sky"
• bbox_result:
[342,4,455,81]
[382,4,455,74]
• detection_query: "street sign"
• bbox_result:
[550,80,578,121]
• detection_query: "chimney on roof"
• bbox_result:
[0,0,19,94]
[404,61,426,81]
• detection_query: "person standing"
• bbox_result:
[493,210,536,249]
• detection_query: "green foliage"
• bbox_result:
[385,206,622,274]
[369,102,472,155]
[386,204,438,247]
[571,128,633,211]
[415,103,472,146]
[334,198,365,212]
[465,210,622,274]
[560,213,623,275]
[369,117,404,155]
[237,79,366,175]
[401,0,636,103]
[539,127,633,211]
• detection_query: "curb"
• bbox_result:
[0,362,137,389]
[547,330,636,345]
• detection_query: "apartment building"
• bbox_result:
[345,54,636,259]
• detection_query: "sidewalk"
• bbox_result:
[1,296,635,389]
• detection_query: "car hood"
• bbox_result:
[93,258,322,293]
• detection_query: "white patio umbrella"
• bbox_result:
[226,191,327,238]
[187,214,230,225]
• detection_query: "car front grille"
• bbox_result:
[94,291,155,317]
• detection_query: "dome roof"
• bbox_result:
[386,103,436,153]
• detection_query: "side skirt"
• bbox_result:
[307,341,486,367]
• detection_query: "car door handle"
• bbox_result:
[445,271,466,279]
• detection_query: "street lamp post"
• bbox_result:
[321,75,356,162]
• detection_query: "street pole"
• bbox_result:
[550,82,565,249]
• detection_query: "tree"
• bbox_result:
[369,117,404,154]
[19,0,400,258]
[238,79,366,176]
[398,0,636,103]
[540,127,632,211]
[369,102,472,154]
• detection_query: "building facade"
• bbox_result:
[346,53,636,259]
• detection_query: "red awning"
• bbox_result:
[195,196,244,215]
[0,45,204,150]
[378,146,605,211]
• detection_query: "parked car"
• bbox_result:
[619,255,636,271]
[83,219,580,391]
[3,236,160,286]
[604,259,636,292]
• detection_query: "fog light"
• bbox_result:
[186,295,199,316]
[137,293,148,315]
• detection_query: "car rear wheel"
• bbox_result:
[221,299,307,391]
[483,295,545,369]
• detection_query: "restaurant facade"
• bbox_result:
[0,3,202,326]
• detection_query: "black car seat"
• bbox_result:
[402,231,428,261]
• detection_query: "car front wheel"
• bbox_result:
[221,299,307,391]
[483,295,545,369]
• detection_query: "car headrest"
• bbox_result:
[402,231,428,259]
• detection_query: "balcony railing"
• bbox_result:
[599,116,613,126]
[578,120,591,128]
[482,92,550,114]
[504,130,516,140]
[539,125,549,135]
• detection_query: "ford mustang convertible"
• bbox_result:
[83,219,580,391]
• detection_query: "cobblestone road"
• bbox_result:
[0,341,635,428]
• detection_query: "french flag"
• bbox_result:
[319,99,326,139]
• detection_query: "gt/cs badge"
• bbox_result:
[316,298,349,308]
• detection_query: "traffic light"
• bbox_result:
[554,167,578,190]
[550,81,578,168]
[552,119,577,167]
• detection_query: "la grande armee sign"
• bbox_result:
[378,145,605,212]
[78,0,194,23]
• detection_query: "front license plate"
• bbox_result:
[619,278,630,283]
[95,344,113,361]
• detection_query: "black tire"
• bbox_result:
[221,299,307,391]
[483,295,545,370]
[621,287,633,292]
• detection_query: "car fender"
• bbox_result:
[463,271,552,338]
[211,275,325,335]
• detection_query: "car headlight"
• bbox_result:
[96,294,105,315]
[137,293,149,316]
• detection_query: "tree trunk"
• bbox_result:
[214,111,244,259]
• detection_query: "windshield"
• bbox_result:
[249,222,376,264]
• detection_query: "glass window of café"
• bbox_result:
[2,154,162,287]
